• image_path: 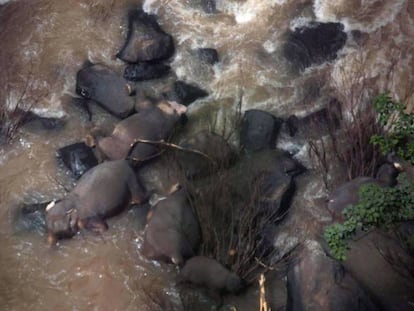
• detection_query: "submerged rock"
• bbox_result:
[57,142,98,179]
[283,22,347,70]
[124,62,170,81]
[195,48,219,65]
[13,202,48,234]
[240,109,282,152]
[116,9,174,63]
[164,81,209,106]
[76,63,135,118]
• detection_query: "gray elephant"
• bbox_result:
[46,160,146,245]
[142,185,200,265]
[95,100,186,161]
[328,163,399,218]
[178,256,244,294]
[76,63,136,118]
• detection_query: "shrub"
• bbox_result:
[325,173,414,261]
[370,93,414,163]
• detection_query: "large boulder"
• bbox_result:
[286,240,380,311]
[194,48,219,65]
[116,9,174,63]
[240,110,283,152]
[76,63,135,118]
[57,142,98,179]
[283,22,347,70]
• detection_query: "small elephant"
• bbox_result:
[328,163,399,217]
[96,100,186,161]
[142,186,200,265]
[178,256,244,294]
[46,160,146,245]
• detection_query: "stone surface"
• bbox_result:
[116,9,174,63]
[124,62,170,81]
[283,22,347,70]
[57,142,98,179]
[164,81,209,106]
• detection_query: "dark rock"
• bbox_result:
[76,63,135,118]
[177,131,234,179]
[343,231,414,311]
[283,22,347,70]
[57,142,98,179]
[285,100,342,139]
[116,9,174,63]
[165,81,209,106]
[286,241,380,311]
[124,62,170,81]
[240,110,282,152]
[186,0,217,14]
[13,202,48,234]
[196,48,219,65]
[20,110,65,130]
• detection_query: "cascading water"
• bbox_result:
[0,0,413,310]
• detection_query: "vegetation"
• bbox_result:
[325,93,414,261]
[325,173,414,261]
[370,93,414,164]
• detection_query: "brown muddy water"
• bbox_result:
[0,0,414,310]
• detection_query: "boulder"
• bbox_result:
[240,110,282,152]
[283,22,347,70]
[57,142,98,179]
[76,63,135,118]
[164,81,209,106]
[195,48,219,65]
[286,240,380,311]
[124,62,170,81]
[12,202,49,235]
[116,9,174,63]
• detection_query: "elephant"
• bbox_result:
[45,160,146,245]
[95,100,186,161]
[142,185,201,265]
[177,256,244,294]
[328,163,399,218]
[76,63,136,118]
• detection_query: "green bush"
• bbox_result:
[370,93,414,163]
[325,93,414,261]
[325,174,414,261]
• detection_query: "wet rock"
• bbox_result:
[124,62,170,81]
[176,131,234,178]
[57,142,98,179]
[186,0,217,14]
[164,81,209,106]
[116,9,174,63]
[195,48,219,65]
[285,100,342,139]
[76,63,135,118]
[240,110,282,152]
[142,188,201,265]
[13,202,48,234]
[286,240,380,311]
[343,231,414,311]
[283,22,347,70]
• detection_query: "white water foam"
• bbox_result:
[313,0,406,32]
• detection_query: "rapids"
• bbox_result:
[0,0,413,310]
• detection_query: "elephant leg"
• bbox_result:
[79,217,108,233]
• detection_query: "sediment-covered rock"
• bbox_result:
[116,9,174,63]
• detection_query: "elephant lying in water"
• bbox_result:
[142,185,201,265]
[94,100,187,161]
[46,160,146,245]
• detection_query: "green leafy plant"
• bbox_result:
[370,93,414,163]
[325,173,414,261]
